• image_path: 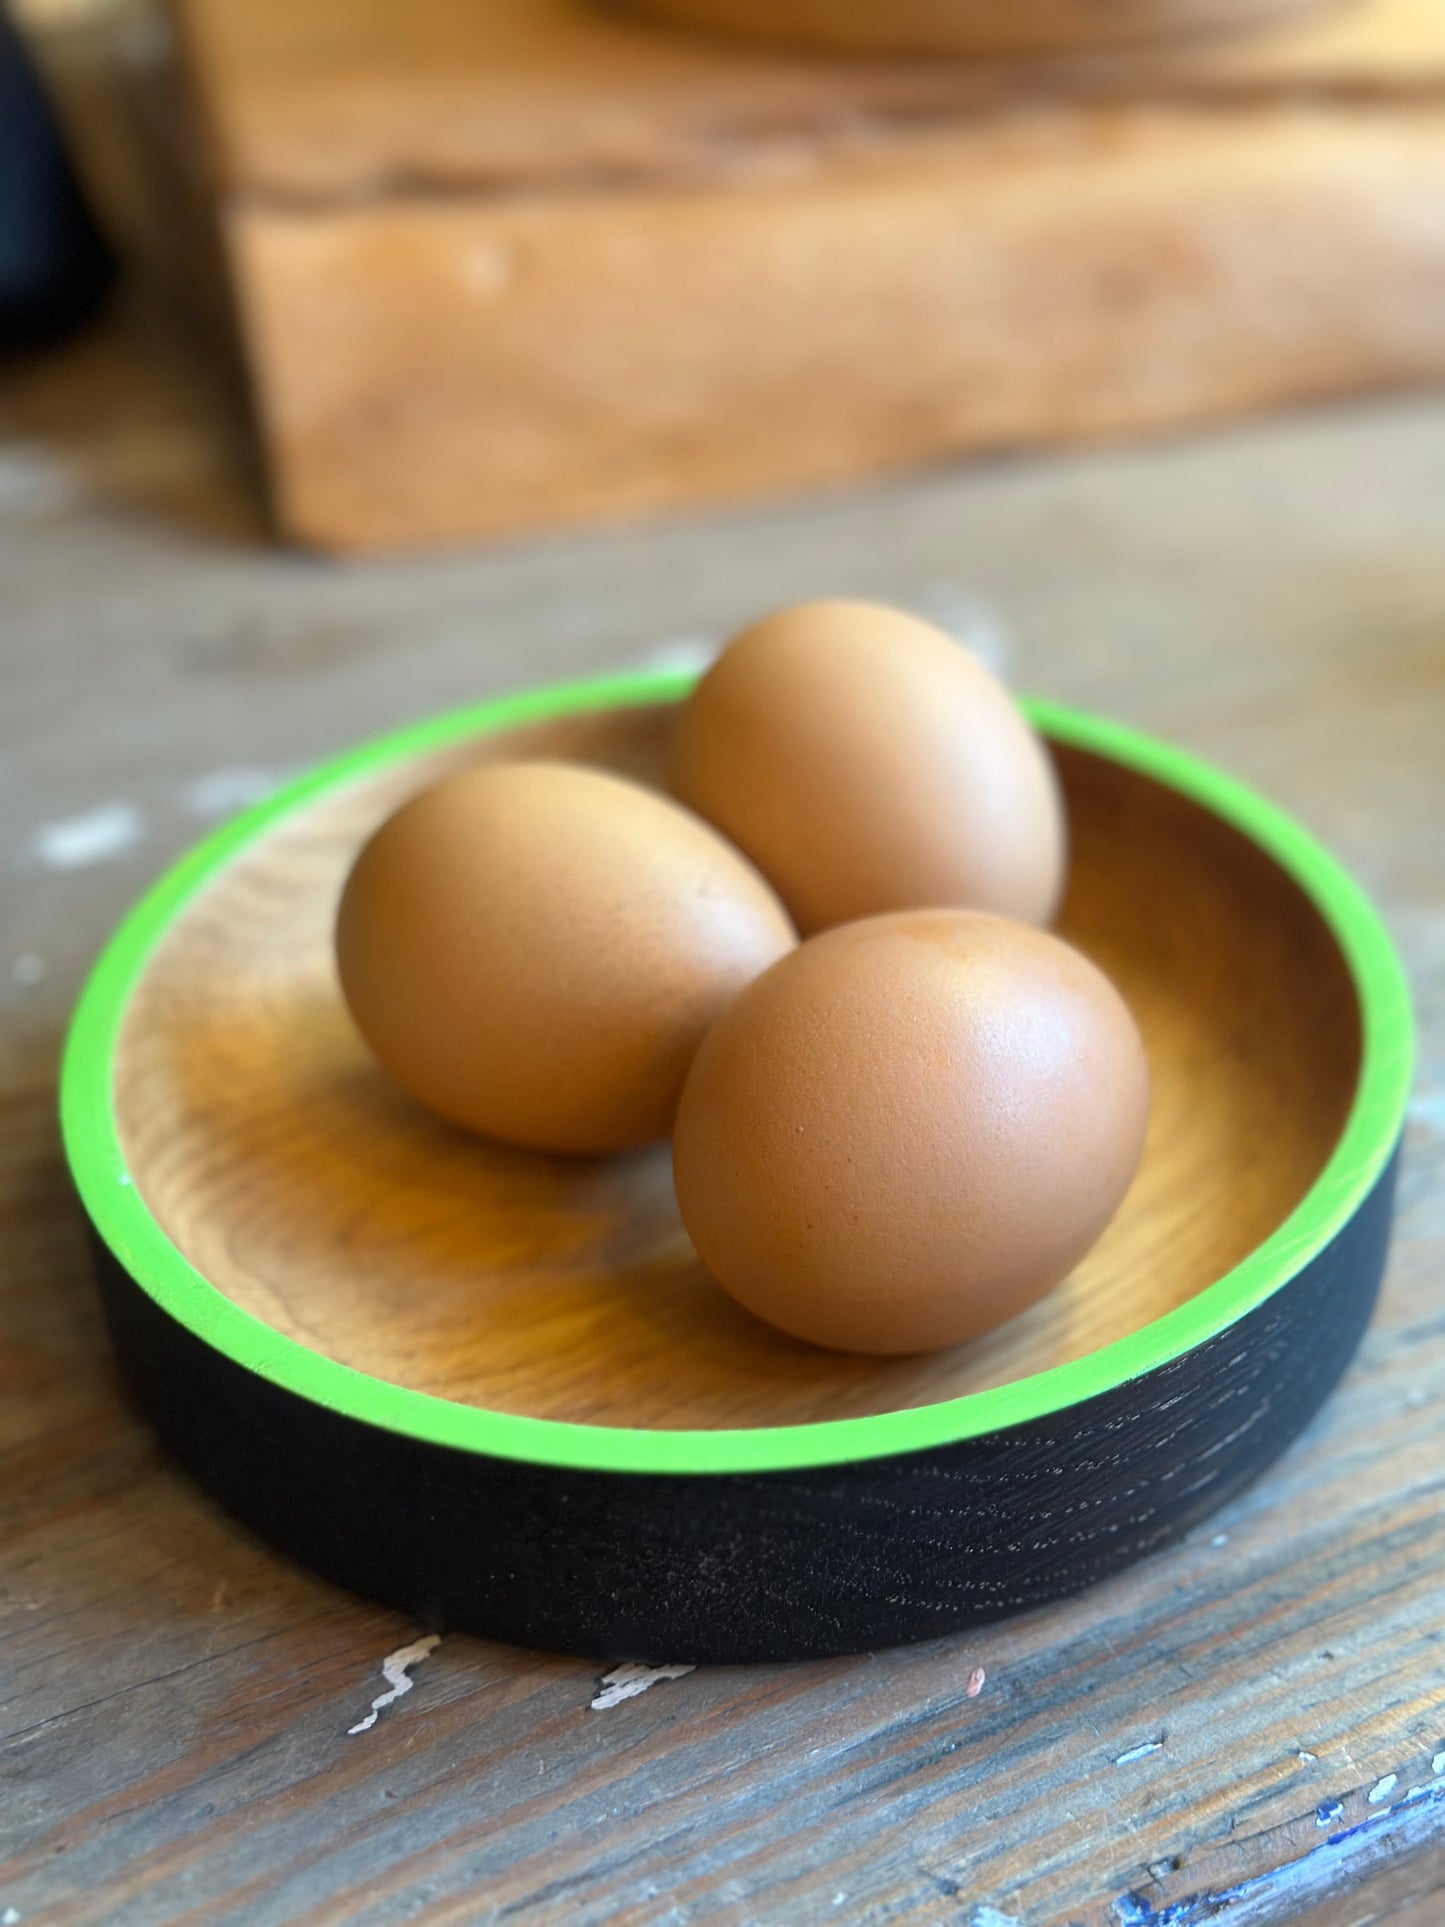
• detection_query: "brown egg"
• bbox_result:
[669,599,1066,935]
[336,760,796,1153]
[672,910,1149,1353]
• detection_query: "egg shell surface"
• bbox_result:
[336,760,797,1153]
[669,599,1066,934]
[672,908,1150,1353]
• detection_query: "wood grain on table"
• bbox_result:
[2,312,1445,1925]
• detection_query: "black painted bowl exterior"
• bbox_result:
[90,1153,1396,1663]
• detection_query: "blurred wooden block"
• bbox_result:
[173,0,1445,551]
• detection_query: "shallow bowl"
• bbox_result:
[61,672,1411,1662]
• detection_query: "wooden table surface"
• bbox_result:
[3,308,1445,1927]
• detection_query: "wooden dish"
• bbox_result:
[623,0,1330,57]
[61,672,1411,1663]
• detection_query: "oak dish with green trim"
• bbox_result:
[60,672,1412,1661]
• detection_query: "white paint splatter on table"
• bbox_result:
[347,1634,441,1735]
[591,1662,695,1711]
[26,801,145,873]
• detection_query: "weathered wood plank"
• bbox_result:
[2,315,1444,1922]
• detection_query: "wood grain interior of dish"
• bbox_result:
[114,703,1361,1429]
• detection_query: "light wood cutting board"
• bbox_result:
[169,0,1445,550]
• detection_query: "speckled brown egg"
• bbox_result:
[335,760,796,1153]
[669,600,1066,934]
[672,909,1149,1353]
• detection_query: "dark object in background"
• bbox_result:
[0,7,114,349]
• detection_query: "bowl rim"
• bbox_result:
[60,669,1413,1475]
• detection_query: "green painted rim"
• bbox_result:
[60,671,1413,1476]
